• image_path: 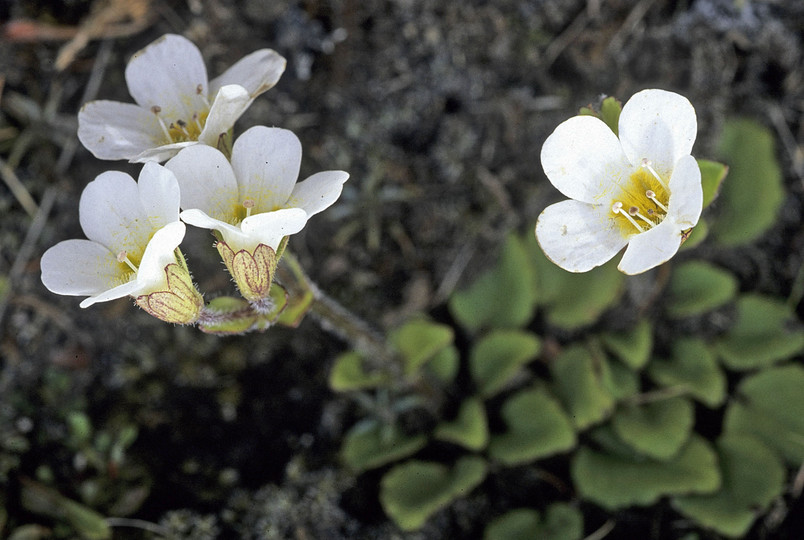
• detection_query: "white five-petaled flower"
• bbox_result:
[535,89,703,275]
[166,125,349,254]
[78,34,286,163]
[41,163,187,308]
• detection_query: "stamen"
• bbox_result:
[645,189,669,213]
[629,205,655,226]
[243,198,255,218]
[193,112,204,132]
[176,119,191,137]
[197,83,211,108]
[641,159,669,190]
[612,201,643,232]
[151,105,173,142]
[117,251,138,273]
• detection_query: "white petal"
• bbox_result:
[240,208,309,250]
[180,208,256,252]
[209,49,286,98]
[287,171,349,216]
[77,101,164,161]
[131,141,197,163]
[41,239,125,297]
[540,115,632,204]
[197,85,251,147]
[618,217,682,275]
[125,34,208,121]
[535,199,628,273]
[166,145,240,221]
[138,162,181,227]
[667,154,703,229]
[230,126,301,211]
[81,281,141,308]
[136,221,186,291]
[79,171,151,255]
[618,89,697,175]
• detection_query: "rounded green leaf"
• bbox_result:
[712,118,783,246]
[612,396,695,460]
[329,351,388,391]
[715,294,804,370]
[648,338,726,408]
[600,320,653,370]
[426,344,460,385]
[389,319,454,375]
[724,364,804,464]
[470,330,541,398]
[697,159,728,209]
[380,456,488,531]
[550,345,615,430]
[571,436,720,510]
[341,421,428,472]
[449,234,536,332]
[665,261,737,319]
[673,434,785,538]
[484,504,583,540]
[434,398,489,451]
[488,387,577,465]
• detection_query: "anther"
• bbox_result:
[193,112,204,132]
[243,198,255,218]
[641,159,669,190]
[645,189,669,213]
[176,119,190,137]
[117,251,138,272]
[629,205,656,226]
[611,201,643,232]
[151,105,173,142]
[197,83,211,108]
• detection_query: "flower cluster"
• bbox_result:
[42,34,348,328]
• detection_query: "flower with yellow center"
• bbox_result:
[78,34,286,163]
[535,89,703,275]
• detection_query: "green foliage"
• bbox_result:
[550,345,615,430]
[571,436,720,510]
[599,356,640,401]
[484,503,583,540]
[673,434,785,538]
[199,297,257,334]
[697,159,728,209]
[712,118,783,246]
[600,319,653,370]
[449,234,536,332]
[488,387,576,465]
[389,319,454,375]
[341,421,428,472]
[724,364,804,464]
[434,398,489,451]
[715,294,804,370]
[611,396,695,460]
[470,330,541,398]
[425,344,461,385]
[329,351,388,391]
[665,262,737,319]
[379,457,488,531]
[648,338,726,408]
[579,96,621,135]
[20,478,111,539]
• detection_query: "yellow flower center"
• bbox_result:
[610,160,670,236]
[150,85,211,144]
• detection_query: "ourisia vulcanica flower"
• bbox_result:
[40,163,204,323]
[535,89,703,275]
[165,125,349,303]
[78,34,286,163]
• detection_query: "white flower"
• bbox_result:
[78,34,286,163]
[535,89,703,275]
[41,163,187,308]
[166,125,349,254]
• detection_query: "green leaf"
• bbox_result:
[199,296,257,334]
[665,261,737,319]
[600,96,622,135]
[20,478,111,539]
[425,344,460,385]
[470,330,541,398]
[329,352,388,391]
[698,159,728,209]
[434,398,489,451]
[529,236,624,329]
[571,436,720,510]
[673,434,785,538]
[449,234,536,332]
[612,396,695,460]
[66,411,93,445]
[389,319,454,375]
[488,387,577,465]
[724,364,804,464]
[712,118,783,246]
[341,420,428,472]
[380,456,488,531]
[550,345,615,430]
[599,355,640,401]
[275,286,313,327]
[715,294,804,370]
[600,320,653,370]
[680,218,708,250]
[484,504,583,540]
[648,338,726,408]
